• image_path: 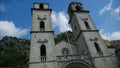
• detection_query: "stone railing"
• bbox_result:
[40,28,45,31]
[40,56,47,62]
[57,54,90,62]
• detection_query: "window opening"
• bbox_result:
[40,44,46,62]
[40,4,43,9]
[74,26,77,30]
[94,42,103,55]
[40,21,45,31]
[75,5,81,11]
[84,21,91,29]
[62,48,69,55]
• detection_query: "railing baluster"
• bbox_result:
[40,56,46,62]
[57,54,90,62]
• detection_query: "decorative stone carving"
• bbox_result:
[81,18,88,20]
[89,37,98,41]
[37,15,46,20]
[79,15,88,20]
[37,39,48,43]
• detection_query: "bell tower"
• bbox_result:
[29,2,57,68]
[68,2,115,68]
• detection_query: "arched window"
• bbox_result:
[40,44,46,62]
[94,42,102,55]
[62,48,69,55]
[84,21,91,29]
[74,26,77,30]
[75,5,81,11]
[41,45,46,56]
[40,21,45,31]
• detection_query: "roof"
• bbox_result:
[55,40,68,46]
[115,45,120,52]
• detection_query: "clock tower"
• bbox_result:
[29,3,57,68]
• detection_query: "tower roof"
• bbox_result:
[68,2,82,13]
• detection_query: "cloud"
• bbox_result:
[51,11,72,33]
[100,29,120,40]
[99,0,113,15]
[0,20,28,38]
[0,3,6,12]
[111,6,120,16]
[111,6,120,20]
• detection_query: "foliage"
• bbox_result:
[54,31,120,48]
[54,30,75,44]
[110,40,120,47]
[0,32,120,68]
[0,36,30,68]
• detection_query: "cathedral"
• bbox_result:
[28,2,119,68]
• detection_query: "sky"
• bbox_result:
[0,0,120,41]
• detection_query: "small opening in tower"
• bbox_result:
[94,42,103,55]
[74,26,77,30]
[75,5,82,11]
[41,45,46,56]
[40,21,45,31]
[40,4,44,9]
[84,21,91,29]
[40,44,46,62]
[62,48,69,60]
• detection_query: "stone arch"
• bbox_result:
[94,42,101,52]
[40,21,45,31]
[63,61,92,68]
[75,5,82,11]
[40,44,46,62]
[40,44,46,56]
[84,21,91,29]
[94,42,103,55]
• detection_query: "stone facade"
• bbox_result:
[109,48,120,68]
[68,2,116,68]
[29,3,57,68]
[29,2,119,68]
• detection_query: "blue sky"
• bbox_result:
[0,0,120,40]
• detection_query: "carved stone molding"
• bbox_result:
[37,15,46,20]
[79,15,88,21]
[81,18,88,20]
[37,39,48,43]
[89,37,98,41]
